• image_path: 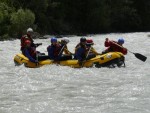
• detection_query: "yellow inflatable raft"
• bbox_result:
[14,52,125,68]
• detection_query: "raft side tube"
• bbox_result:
[13,52,125,68]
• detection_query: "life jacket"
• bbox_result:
[106,41,127,55]
[24,47,36,58]
[74,43,87,60]
[21,34,34,48]
[48,44,61,57]
[75,43,87,54]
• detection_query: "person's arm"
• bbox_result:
[24,49,37,63]
[104,38,111,47]
[47,46,55,59]
[122,48,128,55]
[64,47,72,55]
[75,43,80,54]
[31,42,36,48]
[91,47,100,55]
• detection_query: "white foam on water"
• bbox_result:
[0,32,150,113]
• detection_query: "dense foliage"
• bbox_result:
[0,0,150,39]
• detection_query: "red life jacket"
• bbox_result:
[21,34,33,48]
[105,41,127,55]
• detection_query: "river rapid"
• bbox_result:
[0,32,150,113]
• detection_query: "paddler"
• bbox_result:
[86,39,100,56]
[102,38,128,55]
[47,37,72,61]
[20,28,42,54]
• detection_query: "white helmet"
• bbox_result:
[27,28,33,33]
[61,37,70,43]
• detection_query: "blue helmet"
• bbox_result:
[51,37,57,43]
[118,38,124,44]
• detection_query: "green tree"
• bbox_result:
[132,0,150,30]
[10,8,35,36]
[27,0,48,33]
[85,0,111,33]
[109,0,141,32]
[0,2,13,39]
[46,0,69,34]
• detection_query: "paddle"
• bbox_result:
[80,46,92,67]
[110,41,147,62]
[35,43,42,47]
[58,44,66,56]
[127,50,147,62]
[52,44,66,63]
[86,46,92,60]
[35,52,39,66]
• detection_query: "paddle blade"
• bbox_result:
[134,53,147,62]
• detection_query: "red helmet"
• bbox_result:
[86,39,94,45]
[25,40,31,45]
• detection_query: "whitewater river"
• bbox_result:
[0,32,150,113]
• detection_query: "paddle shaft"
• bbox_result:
[110,41,137,54]
[58,44,66,56]
[86,46,92,59]
[110,41,128,51]
[36,53,38,61]
[80,46,92,67]
[110,40,147,62]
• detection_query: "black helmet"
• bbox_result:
[80,37,86,42]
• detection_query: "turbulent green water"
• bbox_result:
[0,32,150,113]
